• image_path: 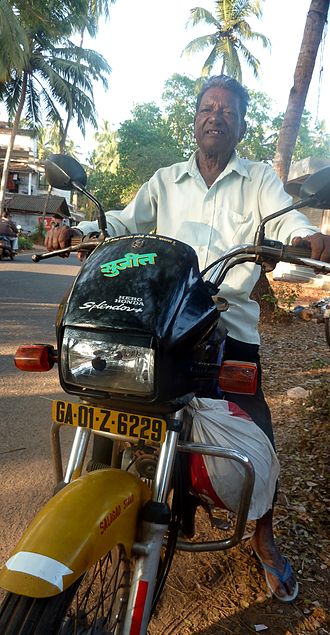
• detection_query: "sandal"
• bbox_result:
[253,549,299,603]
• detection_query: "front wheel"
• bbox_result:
[0,545,132,634]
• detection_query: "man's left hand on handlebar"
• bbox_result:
[292,232,330,263]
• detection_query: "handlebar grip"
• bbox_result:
[282,244,312,260]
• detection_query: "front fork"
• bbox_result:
[51,411,183,635]
[124,411,183,634]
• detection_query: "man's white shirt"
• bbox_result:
[78,152,317,344]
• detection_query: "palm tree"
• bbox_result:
[91,120,119,174]
[273,0,329,184]
[182,0,270,82]
[0,0,29,82]
[0,33,111,212]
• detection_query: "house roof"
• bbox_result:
[5,194,70,217]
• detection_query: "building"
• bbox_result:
[0,122,83,231]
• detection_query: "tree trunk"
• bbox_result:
[0,72,27,214]
[251,270,276,320]
[273,0,329,185]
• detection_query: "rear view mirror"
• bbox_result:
[45,154,87,191]
[299,166,330,209]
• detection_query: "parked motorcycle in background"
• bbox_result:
[0,155,329,635]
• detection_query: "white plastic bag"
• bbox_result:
[187,397,280,520]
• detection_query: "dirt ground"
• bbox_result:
[149,283,330,635]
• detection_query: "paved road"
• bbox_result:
[0,250,81,573]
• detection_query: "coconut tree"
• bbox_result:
[273,0,330,184]
[0,33,110,212]
[182,0,270,82]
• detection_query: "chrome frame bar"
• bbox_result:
[176,441,255,552]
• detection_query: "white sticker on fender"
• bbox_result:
[5,551,73,591]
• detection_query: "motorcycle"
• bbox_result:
[0,154,329,635]
[0,234,16,260]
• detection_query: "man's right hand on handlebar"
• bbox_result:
[44,226,83,257]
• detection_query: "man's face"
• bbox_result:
[194,87,246,157]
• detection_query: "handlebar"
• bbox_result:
[32,236,100,262]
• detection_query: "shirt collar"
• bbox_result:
[173,150,250,183]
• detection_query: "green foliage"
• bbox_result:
[18,235,33,250]
[273,111,330,162]
[0,0,29,82]
[238,90,330,163]
[113,102,184,203]
[118,102,184,183]
[162,73,198,158]
[238,89,277,161]
[37,123,80,160]
[89,121,119,174]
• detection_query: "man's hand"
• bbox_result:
[44,226,82,257]
[292,232,330,263]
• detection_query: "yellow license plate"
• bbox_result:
[52,400,166,444]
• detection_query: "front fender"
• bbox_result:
[0,469,150,598]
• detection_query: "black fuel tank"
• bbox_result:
[60,234,217,346]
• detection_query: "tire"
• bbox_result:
[0,545,132,634]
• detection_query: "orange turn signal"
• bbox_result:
[219,360,257,395]
[14,345,57,372]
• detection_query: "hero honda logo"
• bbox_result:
[100,252,157,277]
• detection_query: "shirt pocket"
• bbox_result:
[226,210,255,246]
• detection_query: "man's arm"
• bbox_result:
[44,180,157,253]
[259,166,330,263]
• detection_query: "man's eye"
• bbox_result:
[199,107,212,113]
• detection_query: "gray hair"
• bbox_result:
[196,75,249,118]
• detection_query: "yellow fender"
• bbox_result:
[0,469,150,598]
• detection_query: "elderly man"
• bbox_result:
[45,75,330,602]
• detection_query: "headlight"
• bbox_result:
[61,328,155,396]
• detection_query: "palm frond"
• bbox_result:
[0,0,29,82]
[182,33,217,57]
[24,77,42,127]
[186,7,219,28]
[237,42,260,77]
[201,46,220,77]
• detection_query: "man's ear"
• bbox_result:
[238,119,247,142]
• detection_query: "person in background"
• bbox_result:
[45,75,330,603]
[0,211,19,252]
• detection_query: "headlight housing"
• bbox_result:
[61,328,155,396]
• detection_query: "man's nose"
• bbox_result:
[210,108,225,122]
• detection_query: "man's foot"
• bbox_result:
[251,536,298,602]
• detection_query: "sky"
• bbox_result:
[75,0,330,155]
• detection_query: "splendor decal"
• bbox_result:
[79,299,143,313]
[100,252,157,277]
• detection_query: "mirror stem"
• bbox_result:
[72,180,109,238]
[254,196,316,246]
